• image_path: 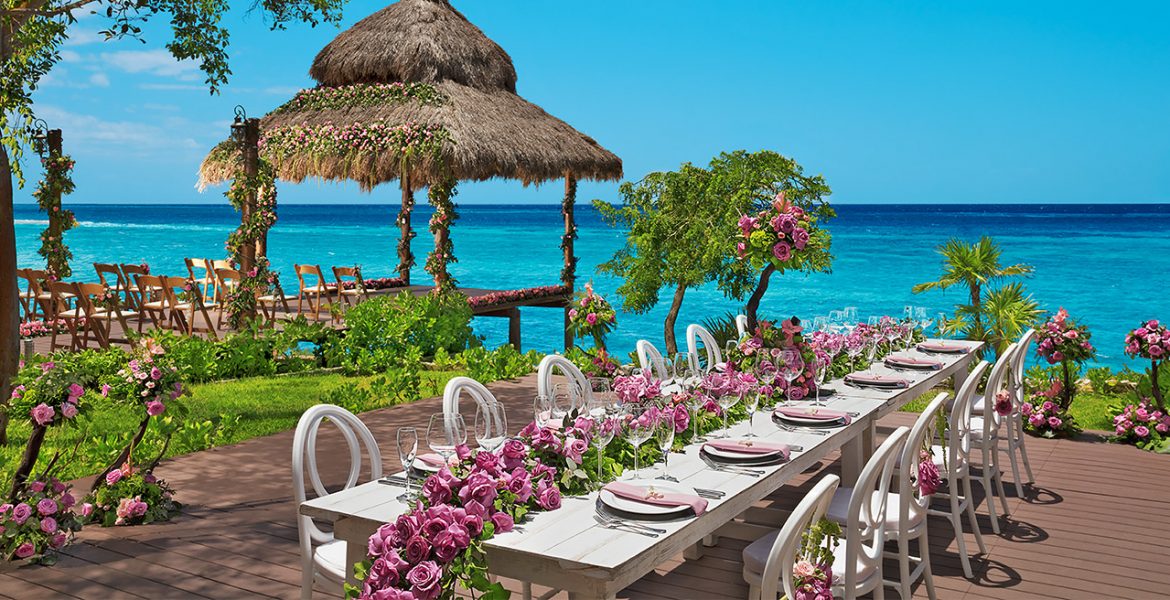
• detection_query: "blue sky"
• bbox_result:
[18,0,1170,205]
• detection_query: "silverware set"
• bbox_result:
[775,423,831,435]
[377,475,412,487]
[692,487,726,500]
[700,453,764,477]
[593,514,664,537]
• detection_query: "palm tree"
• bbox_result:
[981,282,1042,357]
[912,236,1034,341]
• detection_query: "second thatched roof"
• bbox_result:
[198,0,621,191]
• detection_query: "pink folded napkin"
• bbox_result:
[603,482,708,515]
[885,355,943,370]
[774,406,853,425]
[917,341,968,354]
[845,373,910,388]
[415,453,447,468]
[702,439,790,458]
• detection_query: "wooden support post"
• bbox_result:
[396,173,414,285]
[238,117,260,275]
[562,175,577,351]
[508,307,521,351]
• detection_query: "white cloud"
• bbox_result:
[64,28,103,47]
[89,72,110,87]
[35,105,202,157]
[263,86,302,96]
[138,83,207,92]
[99,49,199,79]
[59,50,82,63]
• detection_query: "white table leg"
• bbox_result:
[840,424,871,485]
[336,517,378,588]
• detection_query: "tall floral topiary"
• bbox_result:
[7,361,92,499]
[565,282,616,352]
[33,154,77,280]
[1034,308,1095,411]
[1125,319,1170,412]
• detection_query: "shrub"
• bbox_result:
[335,292,477,374]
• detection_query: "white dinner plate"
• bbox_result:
[599,480,694,516]
[703,441,785,461]
[412,459,443,473]
[774,411,846,426]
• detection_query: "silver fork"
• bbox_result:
[775,423,831,436]
[700,454,764,476]
[593,514,661,537]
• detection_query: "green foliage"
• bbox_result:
[456,345,540,382]
[336,292,476,374]
[321,363,423,414]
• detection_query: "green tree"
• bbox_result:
[594,164,755,354]
[706,150,834,331]
[912,236,1034,349]
[0,0,347,444]
[981,282,1041,358]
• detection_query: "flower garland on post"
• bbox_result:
[560,176,578,287]
[221,140,279,329]
[7,361,91,500]
[32,154,77,280]
[396,173,416,284]
[425,176,458,292]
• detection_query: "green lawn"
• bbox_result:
[1,369,467,486]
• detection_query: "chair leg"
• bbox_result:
[300,561,313,600]
[898,534,912,600]
[993,455,1011,519]
[919,526,937,600]
[947,481,975,579]
[962,472,987,554]
[747,582,761,600]
[1017,421,1035,483]
[980,446,1002,534]
[1007,437,1026,498]
[296,293,305,316]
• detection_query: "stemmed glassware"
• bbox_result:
[884,318,902,350]
[474,404,507,453]
[655,403,677,481]
[685,385,708,443]
[716,389,741,438]
[937,312,948,337]
[551,383,576,423]
[828,310,844,334]
[587,392,616,481]
[427,413,465,464]
[779,349,804,404]
[813,354,829,406]
[533,394,551,428]
[915,307,933,337]
[396,427,418,502]
[813,315,829,334]
[845,334,865,372]
[843,307,859,332]
[671,352,690,387]
[624,404,656,479]
[742,379,761,437]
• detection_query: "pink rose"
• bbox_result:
[12,503,32,524]
[100,384,111,397]
[568,308,578,319]
[672,404,690,433]
[81,503,94,517]
[50,532,67,549]
[406,560,443,600]
[536,481,562,510]
[433,522,471,562]
[105,469,123,486]
[793,559,817,578]
[146,400,166,416]
[29,481,45,493]
[1135,425,1150,438]
[30,403,55,426]
[772,241,792,262]
[490,511,515,533]
[586,312,598,325]
[14,542,36,559]
[61,403,78,419]
[40,516,58,534]
[36,498,57,516]
[1047,416,1063,429]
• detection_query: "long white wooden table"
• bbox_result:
[300,338,982,598]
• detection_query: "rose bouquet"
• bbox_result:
[348,444,553,600]
[1109,400,1170,452]
[726,318,818,402]
[613,370,662,404]
[0,477,84,565]
[9,361,88,430]
[564,346,621,379]
[87,465,181,527]
[1035,308,1095,412]
[1124,319,1170,412]
[789,518,841,600]
[1020,380,1080,438]
[566,282,616,350]
[735,192,822,271]
[111,337,189,418]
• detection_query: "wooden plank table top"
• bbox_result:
[301,339,982,598]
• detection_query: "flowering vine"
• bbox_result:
[425,176,458,291]
[272,82,444,114]
[560,177,578,286]
[216,136,280,328]
[32,154,77,279]
[261,121,449,162]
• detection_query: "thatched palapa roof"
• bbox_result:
[198,0,621,190]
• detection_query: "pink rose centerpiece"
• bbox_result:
[726,318,818,403]
[1020,380,1079,438]
[0,476,84,565]
[565,282,617,351]
[1109,400,1170,452]
[1124,319,1170,412]
[1034,308,1096,417]
[85,463,181,527]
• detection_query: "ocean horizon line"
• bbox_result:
[13,201,1170,208]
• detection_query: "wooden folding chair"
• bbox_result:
[76,282,140,347]
[214,268,243,329]
[185,258,218,302]
[15,268,40,321]
[331,265,369,310]
[258,275,296,325]
[135,274,171,331]
[26,269,72,320]
[294,264,331,321]
[46,281,85,351]
[120,264,160,312]
[161,277,219,340]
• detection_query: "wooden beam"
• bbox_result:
[562,174,577,351]
[508,308,521,351]
[396,173,414,285]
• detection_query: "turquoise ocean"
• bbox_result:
[14,203,1170,370]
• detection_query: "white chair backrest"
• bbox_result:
[292,404,382,549]
[536,354,591,405]
[949,360,990,469]
[759,475,842,600]
[686,323,722,374]
[842,426,910,592]
[902,393,948,513]
[442,376,504,440]
[636,339,668,380]
[1010,328,1036,403]
[735,314,749,338]
[982,342,1017,432]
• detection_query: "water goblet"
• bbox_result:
[587,395,616,481]
[813,315,829,333]
[533,394,551,428]
[813,355,830,406]
[716,391,740,438]
[828,310,844,334]
[474,403,507,453]
[743,382,762,437]
[624,404,656,479]
[936,312,948,337]
[843,306,859,331]
[845,334,864,372]
[779,349,804,404]
[685,388,708,443]
[427,413,465,464]
[396,427,418,502]
[551,383,575,423]
[655,404,677,481]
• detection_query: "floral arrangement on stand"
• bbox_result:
[1020,380,1079,438]
[1124,319,1169,412]
[1033,308,1095,429]
[566,282,616,351]
[220,140,280,328]
[564,346,621,379]
[1109,400,1170,452]
[33,154,78,280]
[87,464,181,527]
[7,361,93,498]
[726,318,817,402]
[466,285,571,310]
[19,319,70,340]
[0,477,84,565]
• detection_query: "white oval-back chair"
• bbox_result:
[1005,328,1037,495]
[292,405,383,600]
[741,474,841,600]
[442,376,506,441]
[735,313,749,338]
[635,339,668,380]
[971,342,1017,534]
[536,354,591,407]
[685,323,723,374]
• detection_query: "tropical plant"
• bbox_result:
[912,236,1034,349]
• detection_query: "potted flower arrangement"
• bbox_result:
[566,282,616,352]
[726,317,818,403]
[0,476,85,568]
[1020,380,1079,438]
[87,464,181,527]
[1027,309,1094,437]
[1124,319,1170,412]
[1109,400,1170,452]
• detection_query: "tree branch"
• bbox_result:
[6,0,95,17]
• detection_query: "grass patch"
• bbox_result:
[1,369,468,486]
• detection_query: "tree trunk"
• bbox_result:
[970,284,983,343]
[1060,360,1074,411]
[8,424,46,500]
[0,145,19,446]
[745,265,776,333]
[663,284,686,355]
[1151,360,1165,412]
[91,415,151,494]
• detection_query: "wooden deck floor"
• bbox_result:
[2,373,1166,600]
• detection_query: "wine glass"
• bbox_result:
[587,393,616,481]
[534,394,551,427]
[685,388,708,443]
[743,380,762,437]
[427,413,465,463]
[828,310,844,334]
[716,389,740,438]
[845,334,864,373]
[474,403,507,453]
[671,352,690,386]
[396,427,418,502]
[813,354,829,406]
[655,404,677,481]
[813,315,829,333]
[624,404,656,479]
[915,307,933,336]
[865,335,879,365]
[756,358,778,410]
[843,306,859,331]
[588,377,611,404]
[819,353,834,406]
[936,312,948,337]
[551,383,576,423]
[779,349,804,404]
